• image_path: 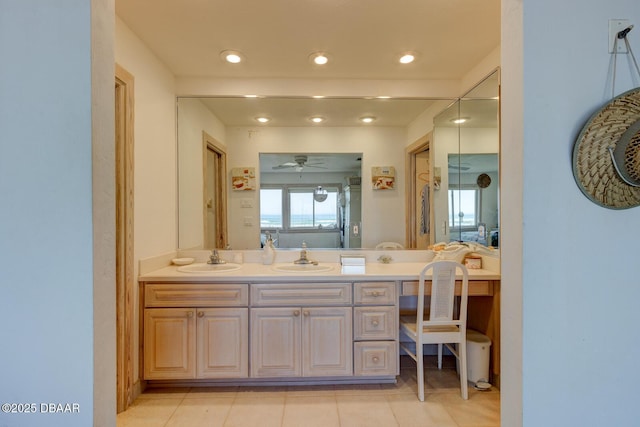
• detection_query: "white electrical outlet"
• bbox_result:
[609,19,630,54]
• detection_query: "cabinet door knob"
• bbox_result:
[293,310,300,317]
[303,310,310,317]
[197,311,204,318]
[187,311,194,318]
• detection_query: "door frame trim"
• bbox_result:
[115,63,135,413]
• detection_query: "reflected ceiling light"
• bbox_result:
[309,116,325,123]
[309,52,330,65]
[255,116,270,123]
[359,116,376,124]
[220,50,244,64]
[399,53,416,64]
[451,117,469,124]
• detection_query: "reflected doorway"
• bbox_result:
[203,133,228,249]
[405,133,433,249]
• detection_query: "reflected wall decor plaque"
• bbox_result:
[231,167,255,191]
[371,166,395,190]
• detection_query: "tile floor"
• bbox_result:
[116,356,500,427]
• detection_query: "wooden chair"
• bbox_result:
[399,260,469,401]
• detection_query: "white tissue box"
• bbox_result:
[340,255,366,266]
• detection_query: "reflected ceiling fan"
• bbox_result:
[448,161,471,171]
[272,155,327,172]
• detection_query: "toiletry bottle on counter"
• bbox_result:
[262,232,276,265]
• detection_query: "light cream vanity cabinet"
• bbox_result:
[353,282,398,376]
[143,283,249,380]
[250,283,353,378]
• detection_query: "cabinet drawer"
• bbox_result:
[354,306,396,340]
[251,283,352,306]
[354,341,397,376]
[145,284,248,307]
[354,282,396,305]
[401,280,493,296]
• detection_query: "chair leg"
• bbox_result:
[417,342,425,402]
[437,343,443,369]
[458,341,468,400]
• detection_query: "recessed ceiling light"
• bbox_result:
[312,95,326,99]
[451,117,469,124]
[309,52,330,65]
[399,53,416,64]
[360,116,376,124]
[255,116,270,123]
[220,50,244,64]
[376,96,391,99]
[309,116,325,123]
[244,94,259,98]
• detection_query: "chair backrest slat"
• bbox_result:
[430,265,456,321]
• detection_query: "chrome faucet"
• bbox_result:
[293,242,318,265]
[207,249,227,264]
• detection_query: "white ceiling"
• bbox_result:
[116,1,500,128]
[116,0,500,81]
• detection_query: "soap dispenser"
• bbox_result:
[262,232,276,265]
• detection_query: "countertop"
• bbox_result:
[139,262,501,283]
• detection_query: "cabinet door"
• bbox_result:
[251,308,301,377]
[144,308,196,379]
[197,308,248,378]
[302,307,353,377]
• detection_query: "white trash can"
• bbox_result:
[458,329,491,386]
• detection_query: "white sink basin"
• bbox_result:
[177,263,241,273]
[272,264,333,273]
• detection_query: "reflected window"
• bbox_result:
[260,188,283,228]
[261,185,339,230]
[289,187,338,228]
[448,187,479,230]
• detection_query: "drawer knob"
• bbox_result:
[372,319,379,326]
[293,310,300,317]
[372,356,380,363]
[197,311,204,318]
[371,291,380,297]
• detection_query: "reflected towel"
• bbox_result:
[420,183,430,235]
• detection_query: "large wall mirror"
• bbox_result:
[177,70,499,250]
[433,70,500,246]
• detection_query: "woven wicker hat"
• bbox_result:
[572,87,640,209]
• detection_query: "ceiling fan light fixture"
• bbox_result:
[309,52,330,65]
[313,186,328,202]
[220,50,244,64]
